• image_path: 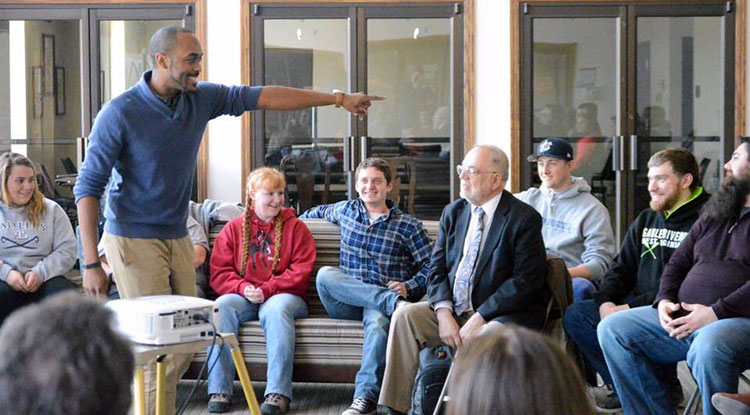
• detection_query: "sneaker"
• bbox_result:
[712,392,750,415]
[341,396,377,415]
[208,393,232,413]
[589,384,621,412]
[261,393,290,415]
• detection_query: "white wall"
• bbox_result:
[474,0,510,154]
[206,0,243,202]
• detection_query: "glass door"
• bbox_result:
[250,3,463,219]
[0,8,85,205]
[89,6,195,120]
[626,4,733,221]
[523,6,624,234]
[521,3,735,240]
[252,6,353,213]
[363,5,462,219]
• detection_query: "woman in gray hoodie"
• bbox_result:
[0,153,77,326]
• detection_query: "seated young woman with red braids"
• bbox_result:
[206,167,316,415]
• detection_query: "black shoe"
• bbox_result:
[341,396,377,415]
[589,384,621,412]
[208,393,231,413]
[670,384,685,408]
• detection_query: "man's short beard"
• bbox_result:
[650,196,676,212]
[701,175,750,222]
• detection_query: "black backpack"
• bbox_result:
[410,346,453,415]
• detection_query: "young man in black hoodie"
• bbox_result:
[563,148,709,411]
[598,139,750,415]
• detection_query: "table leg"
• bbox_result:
[155,355,167,415]
[230,346,260,415]
[134,365,146,415]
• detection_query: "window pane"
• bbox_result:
[532,18,618,223]
[99,20,181,106]
[0,19,81,201]
[633,16,724,211]
[367,18,452,220]
[263,19,349,212]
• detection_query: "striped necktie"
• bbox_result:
[453,206,485,315]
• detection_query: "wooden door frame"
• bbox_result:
[241,0,475,200]
[510,0,746,192]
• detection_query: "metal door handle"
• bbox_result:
[360,136,369,162]
[343,136,356,172]
[630,135,639,171]
[612,136,623,171]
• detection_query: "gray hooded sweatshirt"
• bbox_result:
[0,198,77,282]
[515,177,616,280]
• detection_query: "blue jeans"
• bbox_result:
[316,266,401,401]
[207,293,307,399]
[598,306,750,415]
[564,299,679,389]
[572,277,595,302]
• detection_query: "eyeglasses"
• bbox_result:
[456,165,497,177]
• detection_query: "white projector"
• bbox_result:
[106,295,219,345]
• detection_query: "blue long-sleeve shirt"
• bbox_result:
[300,199,433,299]
[74,71,261,239]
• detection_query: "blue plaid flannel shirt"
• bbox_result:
[301,199,433,299]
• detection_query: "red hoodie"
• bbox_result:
[209,207,315,300]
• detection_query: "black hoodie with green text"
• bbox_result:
[592,187,710,308]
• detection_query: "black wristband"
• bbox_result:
[83,261,102,270]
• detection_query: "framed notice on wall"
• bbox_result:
[32,66,42,118]
[55,66,65,116]
[42,34,55,93]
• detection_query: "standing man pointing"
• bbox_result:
[74,26,383,414]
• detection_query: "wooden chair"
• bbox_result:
[279,152,331,213]
[384,156,416,215]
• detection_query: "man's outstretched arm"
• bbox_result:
[257,86,384,115]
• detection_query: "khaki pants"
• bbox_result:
[378,301,502,413]
[103,233,197,415]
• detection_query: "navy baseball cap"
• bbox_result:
[527,138,574,162]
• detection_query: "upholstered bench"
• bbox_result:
[188,217,440,383]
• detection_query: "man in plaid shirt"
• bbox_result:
[300,157,433,415]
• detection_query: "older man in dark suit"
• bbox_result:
[378,145,549,414]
